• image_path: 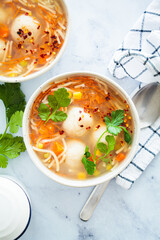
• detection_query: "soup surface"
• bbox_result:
[29,76,134,180]
[0,0,67,78]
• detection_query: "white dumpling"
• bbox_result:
[11,15,41,44]
[0,39,6,61]
[62,107,93,137]
[65,140,86,169]
[91,123,113,146]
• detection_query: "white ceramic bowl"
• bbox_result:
[0,0,70,83]
[23,72,140,187]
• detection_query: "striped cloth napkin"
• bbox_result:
[108,0,160,189]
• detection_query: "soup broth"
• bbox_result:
[29,76,134,180]
[0,0,67,78]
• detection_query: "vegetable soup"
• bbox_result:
[0,0,67,78]
[29,76,134,180]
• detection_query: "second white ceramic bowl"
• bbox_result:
[23,72,140,187]
[0,0,70,83]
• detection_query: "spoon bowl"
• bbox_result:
[132,82,160,128]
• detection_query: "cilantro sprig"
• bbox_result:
[38,88,71,123]
[82,109,132,175]
[0,83,26,168]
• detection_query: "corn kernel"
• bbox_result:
[38,143,44,149]
[20,60,28,67]
[106,164,112,171]
[77,172,86,180]
[96,149,102,157]
[73,92,82,100]
[44,153,50,159]
[93,169,100,176]
[68,91,72,98]
[28,12,32,16]
[9,73,17,77]
[128,116,132,120]
[126,124,129,127]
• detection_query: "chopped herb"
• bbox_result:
[38,88,71,123]
[82,109,132,175]
[0,83,26,168]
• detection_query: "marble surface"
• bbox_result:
[1,0,160,239]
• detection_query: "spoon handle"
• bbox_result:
[80,181,110,221]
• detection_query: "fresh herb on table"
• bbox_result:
[38,88,71,123]
[0,83,26,168]
[82,109,132,175]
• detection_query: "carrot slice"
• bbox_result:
[116,153,126,162]
[0,24,9,38]
[53,142,64,155]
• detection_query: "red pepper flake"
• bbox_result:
[26,50,28,53]
[59,130,64,135]
[37,25,40,30]
[3,48,6,51]
[124,100,127,103]
[44,31,49,34]
[30,50,34,54]
[105,93,111,101]
[86,126,91,130]
[78,117,82,121]
[45,41,49,44]
[110,154,112,156]
[18,43,22,49]
[40,53,47,58]
[25,12,29,16]
[40,47,45,50]
[51,35,56,39]
[96,124,100,129]
[93,108,98,113]
[23,35,27,40]
[28,32,32,36]
[83,108,87,113]
[80,125,84,128]
[79,111,82,113]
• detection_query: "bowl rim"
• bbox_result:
[0,0,70,83]
[23,71,140,187]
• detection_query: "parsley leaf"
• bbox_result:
[105,135,116,153]
[50,111,67,122]
[9,111,23,133]
[38,103,50,121]
[48,95,59,112]
[105,110,124,136]
[0,155,8,168]
[54,88,71,107]
[82,156,96,175]
[38,88,71,123]
[0,83,26,121]
[0,136,26,159]
[121,127,132,144]
[97,142,108,153]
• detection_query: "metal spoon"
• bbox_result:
[80,82,160,221]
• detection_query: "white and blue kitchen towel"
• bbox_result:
[108,0,160,189]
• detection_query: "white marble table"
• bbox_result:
[1,0,160,239]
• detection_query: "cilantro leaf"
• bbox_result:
[121,127,132,144]
[110,110,124,126]
[38,103,51,121]
[84,145,91,158]
[0,83,26,121]
[105,116,110,125]
[105,110,124,136]
[0,155,8,168]
[48,95,59,112]
[9,111,23,133]
[0,136,26,159]
[105,135,116,153]
[54,88,71,107]
[107,125,122,136]
[50,111,67,122]
[97,142,108,153]
[82,156,96,175]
